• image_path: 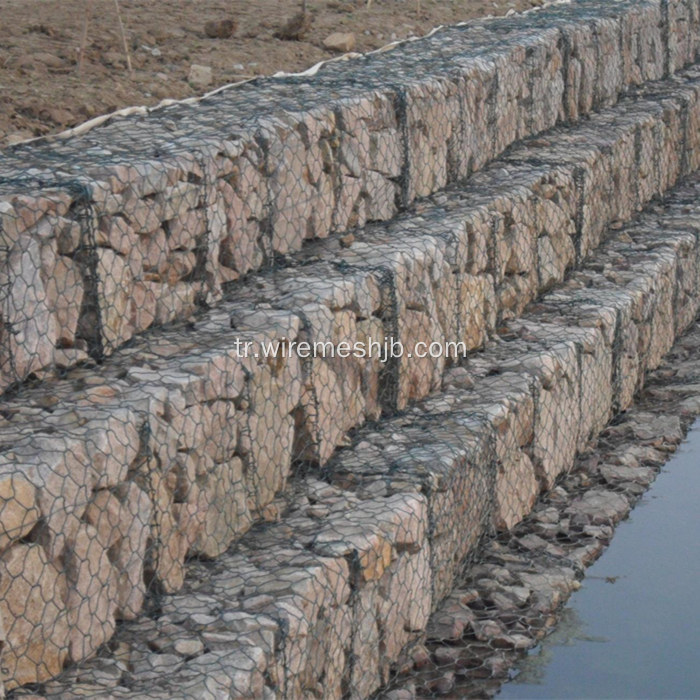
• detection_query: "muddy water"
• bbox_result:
[498,420,700,699]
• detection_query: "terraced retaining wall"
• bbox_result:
[0,0,698,390]
[33,172,700,700]
[0,1,699,696]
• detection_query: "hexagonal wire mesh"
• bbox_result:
[0,0,699,697]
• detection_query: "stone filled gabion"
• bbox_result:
[23,169,700,700]
[0,0,698,696]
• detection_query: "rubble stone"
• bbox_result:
[0,544,68,689]
[0,2,699,694]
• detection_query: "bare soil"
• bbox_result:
[0,0,542,150]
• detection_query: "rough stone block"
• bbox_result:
[643,252,677,371]
[0,474,39,553]
[667,0,698,75]
[561,21,597,121]
[188,456,252,558]
[0,236,57,384]
[1,436,91,562]
[350,583,381,699]
[450,56,497,177]
[89,247,134,352]
[454,273,489,351]
[85,483,152,620]
[43,253,84,347]
[491,48,527,156]
[242,411,295,514]
[620,1,665,85]
[0,543,68,689]
[396,309,443,410]
[81,408,141,489]
[377,547,432,682]
[571,322,614,449]
[593,16,624,108]
[488,384,539,531]
[404,76,458,201]
[64,524,119,663]
[522,30,565,135]
[145,468,189,594]
[529,342,581,489]
[296,356,365,464]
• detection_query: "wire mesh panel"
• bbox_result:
[0,0,698,697]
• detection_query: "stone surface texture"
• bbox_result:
[0,0,698,694]
[0,0,696,390]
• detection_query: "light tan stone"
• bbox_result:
[0,543,68,689]
[296,357,364,464]
[97,216,136,255]
[156,182,200,222]
[188,63,213,88]
[151,281,198,326]
[495,451,538,531]
[189,456,252,558]
[350,584,381,698]
[455,273,488,350]
[0,236,57,381]
[314,525,393,583]
[158,251,197,285]
[84,489,128,547]
[359,533,393,582]
[130,281,158,333]
[374,493,427,552]
[43,255,84,347]
[84,483,152,620]
[55,216,83,255]
[88,247,134,352]
[313,604,351,698]
[141,468,188,594]
[323,32,356,53]
[122,191,163,234]
[52,346,89,368]
[82,409,141,488]
[220,220,263,276]
[0,473,40,553]
[242,412,295,513]
[397,309,443,410]
[369,128,402,178]
[179,348,250,403]
[112,483,152,619]
[64,523,119,663]
[1,435,91,561]
[531,345,581,488]
[167,207,206,251]
[0,196,54,248]
[378,547,431,680]
[172,400,239,461]
[356,317,383,421]
[140,227,170,273]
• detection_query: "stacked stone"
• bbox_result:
[0,61,699,692]
[210,68,700,462]
[319,175,700,694]
[0,329,301,690]
[26,172,700,699]
[1,0,697,392]
[409,411,687,697]
[28,482,429,700]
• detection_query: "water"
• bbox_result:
[498,420,700,700]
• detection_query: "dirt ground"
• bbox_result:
[0,0,544,150]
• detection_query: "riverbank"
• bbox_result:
[389,323,700,698]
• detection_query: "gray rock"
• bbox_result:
[188,64,212,88]
[567,489,630,525]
